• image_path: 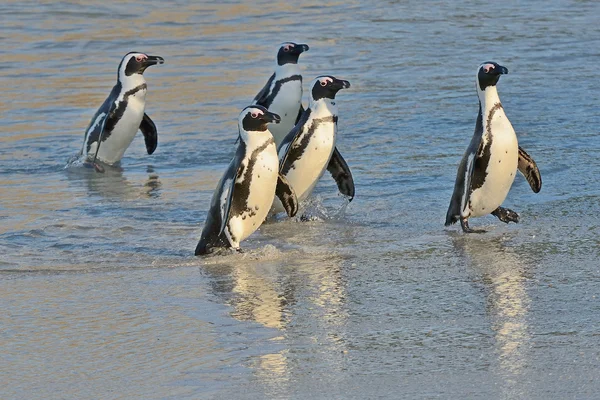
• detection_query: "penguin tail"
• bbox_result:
[444,219,457,227]
[194,240,209,256]
[194,236,230,256]
[445,211,459,226]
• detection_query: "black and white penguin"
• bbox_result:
[195,105,299,255]
[271,75,354,215]
[80,52,164,171]
[445,62,542,233]
[252,42,309,146]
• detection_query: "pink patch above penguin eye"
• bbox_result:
[135,55,146,62]
[320,77,333,87]
[283,45,291,52]
[251,112,261,118]
[483,63,495,73]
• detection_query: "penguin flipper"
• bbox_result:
[83,86,120,170]
[217,146,247,238]
[446,109,484,226]
[327,147,355,201]
[275,173,299,217]
[445,143,479,226]
[278,108,311,170]
[195,148,244,256]
[295,104,305,125]
[253,73,276,106]
[89,114,110,172]
[195,197,231,256]
[517,146,542,193]
[139,113,158,155]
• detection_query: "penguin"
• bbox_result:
[271,75,354,215]
[252,42,309,147]
[195,105,299,255]
[80,52,164,172]
[445,62,542,233]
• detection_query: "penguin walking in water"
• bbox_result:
[195,105,299,255]
[252,42,309,147]
[271,75,354,215]
[445,62,542,233]
[80,52,164,172]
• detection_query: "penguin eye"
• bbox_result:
[283,45,291,52]
[135,55,145,62]
[320,80,328,87]
[251,112,259,118]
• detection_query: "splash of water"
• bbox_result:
[294,194,352,222]
[296,195,329,222]
[64,153,86,169]
[199,244,288,264]
[332,195,352,220]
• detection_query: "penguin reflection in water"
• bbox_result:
[79,52,164,172]
[446,62,542,233]
[195,105,299,256]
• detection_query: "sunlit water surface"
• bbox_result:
[1,1,600,399]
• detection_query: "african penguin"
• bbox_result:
[271,75,354,215]
[195,105,299,255]
[252,42,309,147]
[80,52,164,171]
[445,62,542,233]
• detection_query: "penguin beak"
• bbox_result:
[294,44,309,54]
[262,111,281,124]
[144,55,165,67]
[489,63,508,75]
[333,79,351,90]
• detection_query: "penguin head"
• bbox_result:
[239,105,281,133]
[276,42,309,66]
[477,61,508,91]
[119,52,165,78]
[310,76,351,102]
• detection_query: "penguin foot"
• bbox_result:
[84,161,105,173]
[299,214,311,222]
[298,214,321,222]
[234,247,244,254]
[460,218,486,233]
[217,246,243,255]
[198,243,242,256]
[491,207,520,224]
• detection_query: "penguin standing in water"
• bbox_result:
[271,75,354,215]
[195,105,298,255]
[445,62,542,233]
[80,52,164,171]
[252,42,309,147]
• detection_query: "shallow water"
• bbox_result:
[1,0,600,399]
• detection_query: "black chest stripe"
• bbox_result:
[471,103,502,191]
[102,83,147,140]
[260,75,302,109]
[228,138,276,234]
[281,115,337,175]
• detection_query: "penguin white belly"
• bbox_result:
[227,141,279,245]
[469,117,518,217]
[272,122,336,214]
[97,93,146,164]
[267,81,302,145]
